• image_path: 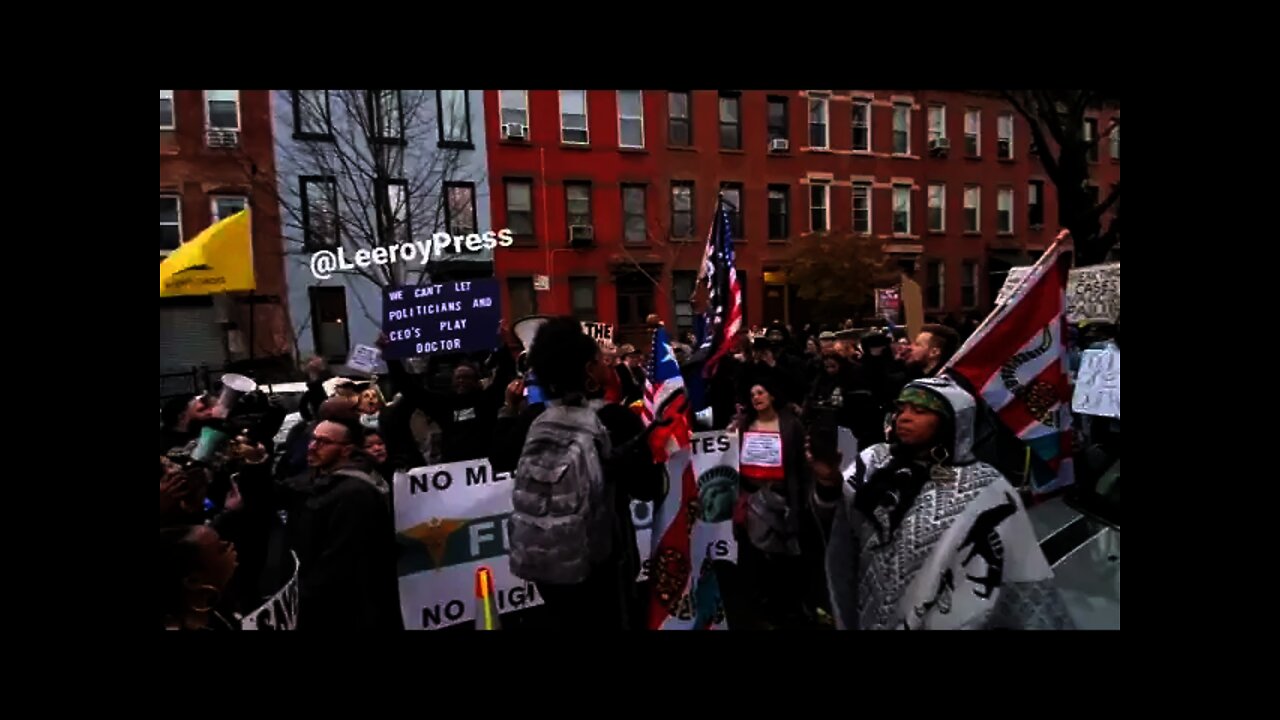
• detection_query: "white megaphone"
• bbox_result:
[215,373,258,416]
[512,315,552,373]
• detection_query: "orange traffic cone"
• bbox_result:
[474,566,501,630]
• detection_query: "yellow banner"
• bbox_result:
[160,210,256,297]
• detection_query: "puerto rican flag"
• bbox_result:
[944,238,1075,495]
[642,325,692,463]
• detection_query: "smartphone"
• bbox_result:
[807,405,840,465]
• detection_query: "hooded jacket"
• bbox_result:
[812,376,1072,630]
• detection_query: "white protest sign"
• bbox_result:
[996,263,1120,325]
[392,459,542,630]
[581,322,616,352]
[1072,345,1120,418]
[241,552,300,630]
[741,431,783,468]
[346,344,383,374]
[837,426,859,474]
[648,431,740,630]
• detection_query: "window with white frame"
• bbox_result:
[1084,118,1099,163]
[719,92,741,150]
[560,90,589,144]
[302,176,339,250]
[445,182,477,236]
[964,185,981,232]
[852,183,871,235]
[668,91,691,147]
[893,184,912,234]
[1110,120,1120,160]
[809,96,829,149]
[852,100,871,151]
[565,182,592,228]
[1028,180,1045,227]
[437,90,472,146]
[160,195,182,252]
[618,90,644,148]
[622,184,647,243]
[671,181,694,238]
[997,113,1014,159]
[928,104,946,144]
[927,183,945,232]
[893,103,911,155]
[964,109,981,157]
[499,90,528,129]
[997,187,1014,234]
[505,179,534,238]
[809,183,830,232]
[206,90,239,130]
[161,90,175,129]
[212,196,247,223]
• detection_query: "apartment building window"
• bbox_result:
[437,90,473,147]
[852,183,871,235]
[377,178,411,244]
[767,96,789,143]
[505,179,534,239]
[1084,118,1099,163]
[570,277,598,322]
[720,182,743,238]
[293,90,332,139]
[809,96,829,149]
[1028,180,1045,227]
[369,90,403,142]
[560,90,589,144]
[444,181,477,236]
[927,260,945,310]
[310,287,350,362]
[927,104,946,144]
[852,100,871,151]
[997,113,1014,160]
[719,92,741,150]
[618,91,645,148]
[301,176,339,250]
[668,91,691,147]
[1110,121,1120,160]
[767,185,789,240]
[927,183,945,232]
[964,185,981,232]
[962,260,978,309]
[212,196,247,223]
[565,182,592,229]
[500,90,528,129]
[622,184,647,244]
[160,90,175,130]
[160,195,182,252]
[206,90,239,130]
[671,182,694,238]
[508,277,538,318]
[673,271,697,335]
[809,183,829,233]
[964,109,981,157]
[893,103,911,155]
[997,187,1014,234]
[893,184,912,235]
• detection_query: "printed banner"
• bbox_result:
[1071,344,1120,418]
[647,431,740,630]
[581,322,616,352]
[381,278,503,360]
[392,459,542,630]
[241,552,300,630]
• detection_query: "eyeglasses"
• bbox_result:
[310,436,351,448]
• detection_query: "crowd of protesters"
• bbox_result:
[161,309,1087,631]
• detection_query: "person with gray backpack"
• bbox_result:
[507,318,666,630]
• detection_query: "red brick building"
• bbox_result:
[160,89,293,379]
[485,90,1119,347]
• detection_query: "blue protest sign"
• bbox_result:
[381,278,503,359]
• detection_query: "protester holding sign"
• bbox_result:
[809,376,1073,630]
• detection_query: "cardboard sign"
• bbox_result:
[581,322,616,352]
[392,459,542,630]
[901,274,925,342]
[875,288,901,322]
[997,263,1120,325]
[381,279,503,360]
[241,552,300,630]
[1072,345,1120,418]
[346,344,383,374]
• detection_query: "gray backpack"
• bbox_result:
[509,404,613,585]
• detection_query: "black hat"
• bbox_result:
[834,329,858,340]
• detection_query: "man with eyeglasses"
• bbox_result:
[282,417,404,630]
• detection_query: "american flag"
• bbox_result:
[695,199,742,376]
[642,325,691,463]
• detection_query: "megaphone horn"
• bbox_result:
[512,315,553,353]
[216,373,257,415]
